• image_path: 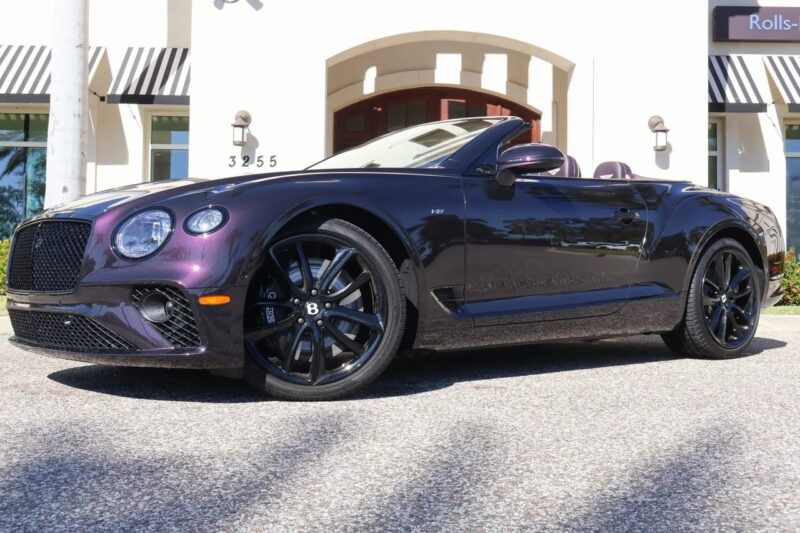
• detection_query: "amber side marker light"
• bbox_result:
[198,295,231,306]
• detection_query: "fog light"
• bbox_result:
[139,292,174,323]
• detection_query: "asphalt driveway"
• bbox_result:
[0,316,798,532]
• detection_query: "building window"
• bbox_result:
[0,113,47,238]
[708,120,723,190]
[786,123,800,253]
[150,115,189,182]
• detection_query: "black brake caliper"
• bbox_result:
[257,278,286,327]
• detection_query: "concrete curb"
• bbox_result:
[0,315,10,336]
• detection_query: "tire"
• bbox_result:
[661,238,761,359]
[242,218,405,400]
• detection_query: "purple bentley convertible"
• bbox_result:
[5,117,785,400]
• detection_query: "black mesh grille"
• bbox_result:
[130,286,202,348]
[9,310,136,352]
[8,221,91,292]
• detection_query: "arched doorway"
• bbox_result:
[333,87,541,153]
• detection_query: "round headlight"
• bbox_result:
[185,207,227,235]
[114,209,173,259]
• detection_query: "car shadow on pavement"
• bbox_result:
[359,335,787,399]
[47,335,787,402]
[47,365,265,403]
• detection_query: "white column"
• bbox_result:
[45,0,89,207]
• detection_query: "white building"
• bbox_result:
[0,0,797,251]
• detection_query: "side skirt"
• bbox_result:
[414,292,686,352]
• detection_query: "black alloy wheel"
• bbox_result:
[243,219,405,400]
[662,238,761,359]
[700,248,757,349]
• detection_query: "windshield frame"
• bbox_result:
[307,117,518,172]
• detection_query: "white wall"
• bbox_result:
[189,0,707,181]
[2,0,190,48]
[5,0,709,189]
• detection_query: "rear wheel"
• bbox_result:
[243,218,405,400]
[662,238,761,359]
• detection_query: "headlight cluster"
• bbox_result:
[115,210,173,259]
[185,207,227,235]
[114,207,228,260]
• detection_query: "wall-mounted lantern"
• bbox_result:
[232,110,251,146]
[648,115,669,151]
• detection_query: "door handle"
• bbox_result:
[613,207,640,224]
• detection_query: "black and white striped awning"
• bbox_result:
[108,47,190,105]
[764,56,800,113]
[0,45,104,103]
[708,55,766,113]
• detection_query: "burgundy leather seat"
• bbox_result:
[552,155,582,177]
[593,161,633,180]
[532,155,581,177]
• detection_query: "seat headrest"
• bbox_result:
[593,161,633,180]
[551,155,582,177]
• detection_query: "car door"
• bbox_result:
[462,174,648,326]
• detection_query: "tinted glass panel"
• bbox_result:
[708,156,718,190]
[467,102,486,117]
[0,114,24,143]
[387,103,405,132]
[407,100,427,125]
[151,149,189,181]
[344,113,365,132]
[787,124,800,153]
[788,157,800,253]
[25,147,46,216]
[708,123,718,152]
[151,116,189,145]
[0,146,25,236]
[447,100,466,119]
[28,114,49,142]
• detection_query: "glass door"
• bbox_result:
[786,123,800,252]
[708,120,723,190]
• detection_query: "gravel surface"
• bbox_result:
[1,316,798,532]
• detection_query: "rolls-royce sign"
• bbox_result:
[713,6,800,42]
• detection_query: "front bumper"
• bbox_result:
[6,283,248,369]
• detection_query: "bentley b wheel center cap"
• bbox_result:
[304,301,321,316]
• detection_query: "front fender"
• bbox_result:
[240,194,423,283]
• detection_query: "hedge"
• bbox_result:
[0,240,8,294]
[779,248,800,306]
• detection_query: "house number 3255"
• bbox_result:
[228,155,277,168]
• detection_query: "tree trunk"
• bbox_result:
[45,0,89,208]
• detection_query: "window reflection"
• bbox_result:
[0,113,48,238]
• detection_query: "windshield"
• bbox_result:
[308,118,503,170]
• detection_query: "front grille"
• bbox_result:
[9,310,136,352]
[130,286,202,348]
[8,221,91,292]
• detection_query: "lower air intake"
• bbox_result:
[131,286,202,348]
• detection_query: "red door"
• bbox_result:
[334,87,541,153]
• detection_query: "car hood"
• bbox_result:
[24,167,444,223]
[24,174,296,222]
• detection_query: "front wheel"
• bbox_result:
[243,218,405,400]
[662,238,761,359]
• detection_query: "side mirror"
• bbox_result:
[495,144,565,186]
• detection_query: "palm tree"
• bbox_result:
[0,146,25,178]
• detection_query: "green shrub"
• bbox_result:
[0,240,9,295]
[779,248,800,306]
